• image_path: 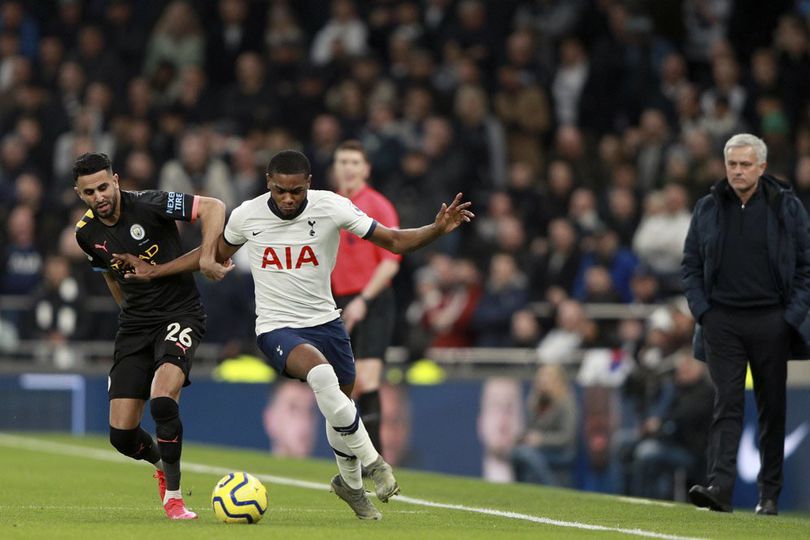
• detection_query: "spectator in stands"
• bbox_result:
[205,0,263,88]
[530,217,581,301]
[633,184,692,295]
[22,253,85,342]
[53,107,116,185]
[471,253,529,347]
[310,0,368,67]
[171,65,220,125]
[574,227,638,303]
[581,265,621,304]
[511,364,578,486]
[143,1,205,77]
[505,161,546,238]
[510,309,541,348]
[494,70,551,174]
[304,113,342,191]
[75,24,123,91]
[1,204,42,295]
[636,109,673,193]
[630,350,713,500]
[0,1,39,61]
[794,155,810,212]
[420,255,482,348]
[603,186,639,248]
[772,15,810,131]
[567,187,603,237]
[102,0,148,82]
[158,130,235,208]
[222,51,277,135]
[536,299,595,365]
[550,36,589,128]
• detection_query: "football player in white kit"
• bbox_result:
[114,149,474,520]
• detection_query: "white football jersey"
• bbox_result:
[224,190,376,335]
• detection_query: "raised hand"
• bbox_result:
[434,192,475,234]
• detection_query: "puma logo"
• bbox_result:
[94,240,109,253]
[176,342,189,354]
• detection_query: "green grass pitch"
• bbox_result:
[0,433,808,539]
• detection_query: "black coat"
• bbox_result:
[682,175,810,360]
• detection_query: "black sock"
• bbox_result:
[151,397,183,491]
[136,427,162,464]
[109,426,161,464]
[357,390,382,454]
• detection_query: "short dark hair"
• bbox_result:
[73,152,112,184]
[266,150,311,176]
[335,140,369,162]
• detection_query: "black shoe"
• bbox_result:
[688,484,733,513]
[755,498,778,515]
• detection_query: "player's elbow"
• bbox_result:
[388,237,406,254]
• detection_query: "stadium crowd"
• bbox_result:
[1,0,809,499]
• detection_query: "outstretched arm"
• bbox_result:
[112,197,234,281]
[113,234,241,281]
[196,196,229,280]
[367,193,474,254]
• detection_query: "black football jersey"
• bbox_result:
[75,190,204,329]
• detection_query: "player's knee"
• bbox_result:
[109,426,139,457]
[150,396,179,423]
[306,363,340,393]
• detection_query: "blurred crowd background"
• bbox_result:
[1,0,810,499]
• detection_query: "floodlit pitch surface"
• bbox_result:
[0,434,808,539]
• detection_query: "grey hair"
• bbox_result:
[724,133,767,164]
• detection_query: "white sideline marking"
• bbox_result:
[0,434,702,540]
[617,497,676,508]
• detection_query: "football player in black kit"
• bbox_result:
[73,152,231,520]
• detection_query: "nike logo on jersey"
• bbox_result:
[738,422,809,482]
[252,231,261,236]
[157,436,180,444]
[94,240,109,253]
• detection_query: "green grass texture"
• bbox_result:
[0,433,808,539]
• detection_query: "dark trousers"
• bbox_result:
[701,305,789,501]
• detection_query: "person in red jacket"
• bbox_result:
[331,140,401,455]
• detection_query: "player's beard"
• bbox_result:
[94,193,117,218]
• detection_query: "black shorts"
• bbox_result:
[335,288,395,361]
[109,314,206,400]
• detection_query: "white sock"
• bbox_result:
[326,420,363,489]
[307,364,379,467]
[163,489,182,504]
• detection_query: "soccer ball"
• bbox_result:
[211,472,268,524]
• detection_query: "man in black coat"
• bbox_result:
[681,133,810,515]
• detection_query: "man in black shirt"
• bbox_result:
[682,134,810,515]
[73,152,229,520]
